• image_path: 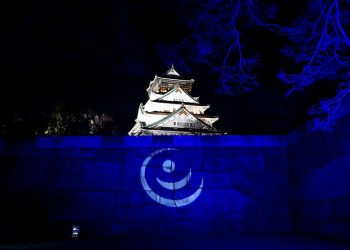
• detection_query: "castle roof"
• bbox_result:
[146,105,218,132]
[154,85,199,104]
[162,64,180,77]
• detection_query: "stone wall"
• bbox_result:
[2,115,350,241]
[0,136,288,240]
[287,114,350,240]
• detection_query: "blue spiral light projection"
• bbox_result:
[140,148,204,207]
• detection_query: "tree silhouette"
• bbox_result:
[45,103,73,135]
[176,0,281,95]
[45,104,117,135]
[278,0,350,130]
[165,0,350,131]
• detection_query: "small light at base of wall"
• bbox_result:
[71,225,79,239]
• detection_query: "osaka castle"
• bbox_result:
[128,65,223,135]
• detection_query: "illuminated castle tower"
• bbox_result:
[129,65,222,135]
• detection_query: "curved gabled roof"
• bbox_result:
[154,85,199,104]
[146,105,218,132]
[162,64,180,77]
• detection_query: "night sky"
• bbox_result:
[0,0,336,135]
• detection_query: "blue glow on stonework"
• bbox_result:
[140,148,203,207]
[2,131,350,239]
[34,135,287,148]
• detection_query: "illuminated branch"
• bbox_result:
[214,0,259,95]
[279,0,350,95]
[308,82,350,131]
[175,0,281,95]
[245,0,283,33]
[335,0,350,45]
[278,0,350,130]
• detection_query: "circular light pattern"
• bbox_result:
[156,168,191,190]
[162,159,175,173]
[140,148,204,207]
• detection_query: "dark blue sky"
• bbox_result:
[0,0,336,134]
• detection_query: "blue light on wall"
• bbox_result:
[0,135,290,237]
[2,115,350,240]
